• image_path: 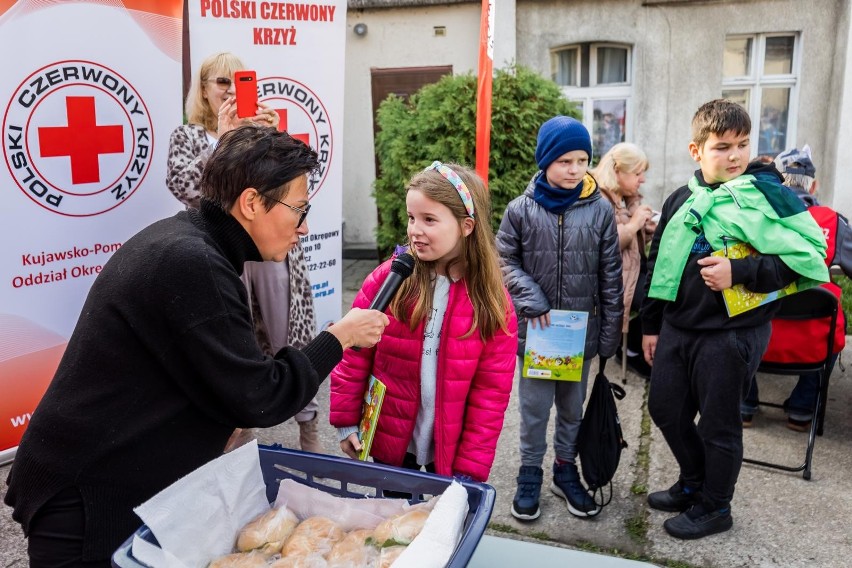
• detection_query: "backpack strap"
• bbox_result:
[599,356,626,400]
[610,381,627,401]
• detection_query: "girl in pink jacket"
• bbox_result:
[330,162,518,482]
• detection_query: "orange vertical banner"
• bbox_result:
[475,0,494,187]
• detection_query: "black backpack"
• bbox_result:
[577,357,628,508]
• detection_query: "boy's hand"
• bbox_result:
[642,335,658,366]
[697,256,732,291]
[528,312,551,329]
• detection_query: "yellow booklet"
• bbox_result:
[712,242,810,317]
[358,376,386,461]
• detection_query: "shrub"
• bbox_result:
[834,274,852,325]
[373,65,578,256]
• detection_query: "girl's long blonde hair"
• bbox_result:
[590,142,649,198]
[185,52,245,133]
[390,163,510,340]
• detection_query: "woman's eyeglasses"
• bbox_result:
[206,77,232,88]
[265,195,311,228]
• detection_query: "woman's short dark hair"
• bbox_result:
[201,125,319,211]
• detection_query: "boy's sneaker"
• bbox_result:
[550,462,600,518]
[647,480,700,512]
[663,499,733,540]
[511,466,543,521]
[741,413,754,428]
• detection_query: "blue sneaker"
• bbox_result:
[551,462,600,518]
[511,466,543,521]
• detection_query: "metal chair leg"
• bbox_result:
[743,369,827,480]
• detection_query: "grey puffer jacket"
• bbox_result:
[496,172,623,358]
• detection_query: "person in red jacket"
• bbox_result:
[330,162,518,482]
[742,146,851,431]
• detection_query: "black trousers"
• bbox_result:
[28,487,109,568]
[648,321,771,507]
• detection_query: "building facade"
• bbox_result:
[343,0,852,253]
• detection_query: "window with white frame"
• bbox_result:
[551,43,632,160]
[722,33,799,157]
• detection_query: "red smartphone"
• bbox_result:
[234,70,258,118]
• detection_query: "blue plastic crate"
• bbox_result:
[113,444,495,567]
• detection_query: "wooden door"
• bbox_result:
[369,66,453,177]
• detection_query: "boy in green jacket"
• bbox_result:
[640,99,827,540]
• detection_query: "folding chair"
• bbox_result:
[743,286,838,480]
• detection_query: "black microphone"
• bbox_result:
[352,253,415,351]
[368,252,416,311]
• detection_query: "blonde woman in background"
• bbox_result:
[167,52,323,452]
[592,142,656,378]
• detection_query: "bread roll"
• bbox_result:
[208,551,269,568]
[371,508,430,547]
[237,506,299,553]
[377,545,406,568]
[326,529,378,567]
[282,516,345,558]
[269,554,328,568]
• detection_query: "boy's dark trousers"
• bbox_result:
[648,320,771,507]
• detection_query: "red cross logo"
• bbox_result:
[274,108,310,146]
[38,96,124,185]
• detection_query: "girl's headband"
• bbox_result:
[425,161,475,218]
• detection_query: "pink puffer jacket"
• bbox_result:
[330,260,518,482]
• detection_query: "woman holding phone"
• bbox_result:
[167,53,276,208]
[167,52,324,452]
[591,142,657,378]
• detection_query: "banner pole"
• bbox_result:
[475,0,494,188]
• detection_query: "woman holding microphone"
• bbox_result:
[6,126,389,567]
[167,52,324,452]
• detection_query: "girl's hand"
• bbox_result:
[340,432,362,459]
[251,101,279,129]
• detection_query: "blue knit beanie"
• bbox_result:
[535,116,593,170]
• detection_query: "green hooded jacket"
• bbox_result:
[648,172,828,301]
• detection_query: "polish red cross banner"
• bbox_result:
[188,0,347,330]
[0,0,183,460]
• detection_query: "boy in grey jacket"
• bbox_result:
[497,116,623,520]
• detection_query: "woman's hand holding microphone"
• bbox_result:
[326,308,390,351]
